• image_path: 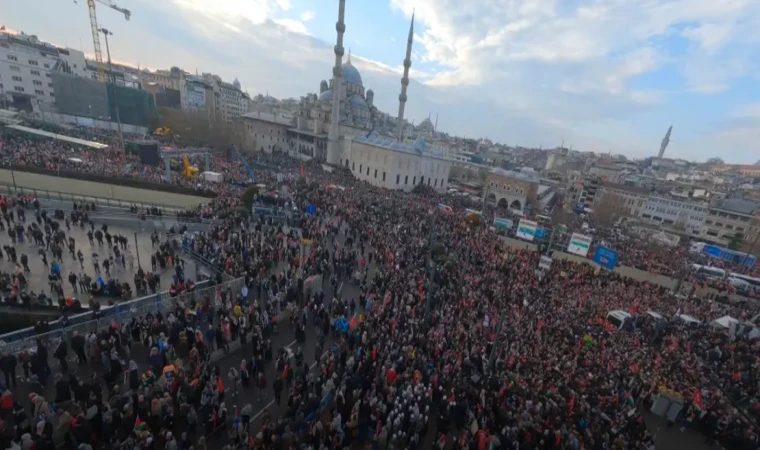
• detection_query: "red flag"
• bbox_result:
[692,390,705,409]
[300,165,305,177]
[134,415,143,430]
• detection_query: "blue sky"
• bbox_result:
[4,0,760,163]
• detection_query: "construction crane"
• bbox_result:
[73,0,131,82]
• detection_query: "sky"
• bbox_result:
[4,0,760,163]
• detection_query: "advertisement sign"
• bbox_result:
[593,246,618,270]
[516,219,538,241]
[567,233,593,257]
[539,255,552,270]
[493,218,513,231]
[535,228,546,239]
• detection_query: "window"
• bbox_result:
[434,179,438,187]
[420,176,425,185]
[14,86,24,92]
[382,172,386,182]
[11,76,22,82]
[396,174,400,184]
[374,169,377,178]
[405,175,408,185]
[28,59,38,66]
[7,55,17,61]
[428,178,431,186]
[706,230,718,237]
[9,65,19,72]
[413,176,416,185]
[33,80,42,86]
[47,83,52,88]
[366,167,369,176]
[49,92,54,97]
[359,164,362,173]
[45,73,51,78]
[705,220,713,225]
[29,70,41,76]
[35,89,44,95]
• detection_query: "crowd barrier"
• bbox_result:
[0,183,189,213]
[1,165,217,198]
[0,277,244,356]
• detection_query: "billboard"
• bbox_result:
[593,246,618,270]
[493,217,513,231]
[567,233,593,257]
[516,219,538,241]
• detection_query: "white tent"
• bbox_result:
[713,315,739,329]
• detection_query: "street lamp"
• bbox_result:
[98,27,125,156]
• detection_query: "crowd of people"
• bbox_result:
[0,126,759,450]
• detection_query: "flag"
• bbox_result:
[300,165,305,177]
[692,390,705,410]
[134,415,145,430]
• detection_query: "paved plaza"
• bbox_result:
[0,219,196,302]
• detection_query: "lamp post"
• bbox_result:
[98,27,125,156]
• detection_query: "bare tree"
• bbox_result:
[591,193,630,226]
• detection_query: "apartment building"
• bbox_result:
[594,182,649,217]
[0,31,88,112]
[639,195,708,236]
[702,199,760,251]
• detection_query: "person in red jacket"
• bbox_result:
[385,366,397,386]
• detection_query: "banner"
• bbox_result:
[516,219,538,241]
[593,246,618,270]
[567,233,593,257]
[493,218,513,231]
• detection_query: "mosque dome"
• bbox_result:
[319,89,333,103]
[342,62,363,86]
[233,78,241,90]
[349,95,369,109]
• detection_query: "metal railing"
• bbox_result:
[0,182,191,213]
[0,277,244,357]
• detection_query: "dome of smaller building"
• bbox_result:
[349,95,369,109]
[233,78,241,90]
[319,89,333,103]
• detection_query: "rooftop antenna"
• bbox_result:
[434,113,438,131]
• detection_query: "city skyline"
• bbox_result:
[4,0,760,163]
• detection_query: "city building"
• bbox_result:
[702,199,760,251]
[589,163,625,183]
[484,168,541,213]
[241,111,293,153]
[348,134,452,192]
[594,182,650,218]
[638,195,708,236]
[545,147,569,172]
[0,30,89,112]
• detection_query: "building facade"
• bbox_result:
[702,199,760,251]
[484,168,540,213]
[638,195,708,235]
[594,182,649,218]
[241,111,293,153]
[349,134,452,192]
[0,31,89,112]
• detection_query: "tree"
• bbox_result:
[591,193,629,226]
[241,185,260,211]
[706,157,724,165]
[727,232,745,251]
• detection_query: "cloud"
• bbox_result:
[300,11,315,22]
[273,18,310,35]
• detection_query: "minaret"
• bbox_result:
[658,124,672,158]
[396,11,414,141]
[326,0,346,165]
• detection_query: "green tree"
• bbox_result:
[241,185,260,211]
[727,232,745,250]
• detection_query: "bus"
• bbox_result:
[690,264,727,280]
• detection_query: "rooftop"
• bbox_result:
[353,134,449,160]
[599,181,650,195]
[713,198,759,215]
[490,167,540,184]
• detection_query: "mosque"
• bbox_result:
[286,0,453,192]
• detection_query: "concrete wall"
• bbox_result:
[0,169,210,208]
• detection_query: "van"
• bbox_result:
[607,310,632,329]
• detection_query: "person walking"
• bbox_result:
[273,374,283,406]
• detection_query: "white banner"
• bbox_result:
[516,219,538,241]
[567,232,593,257]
